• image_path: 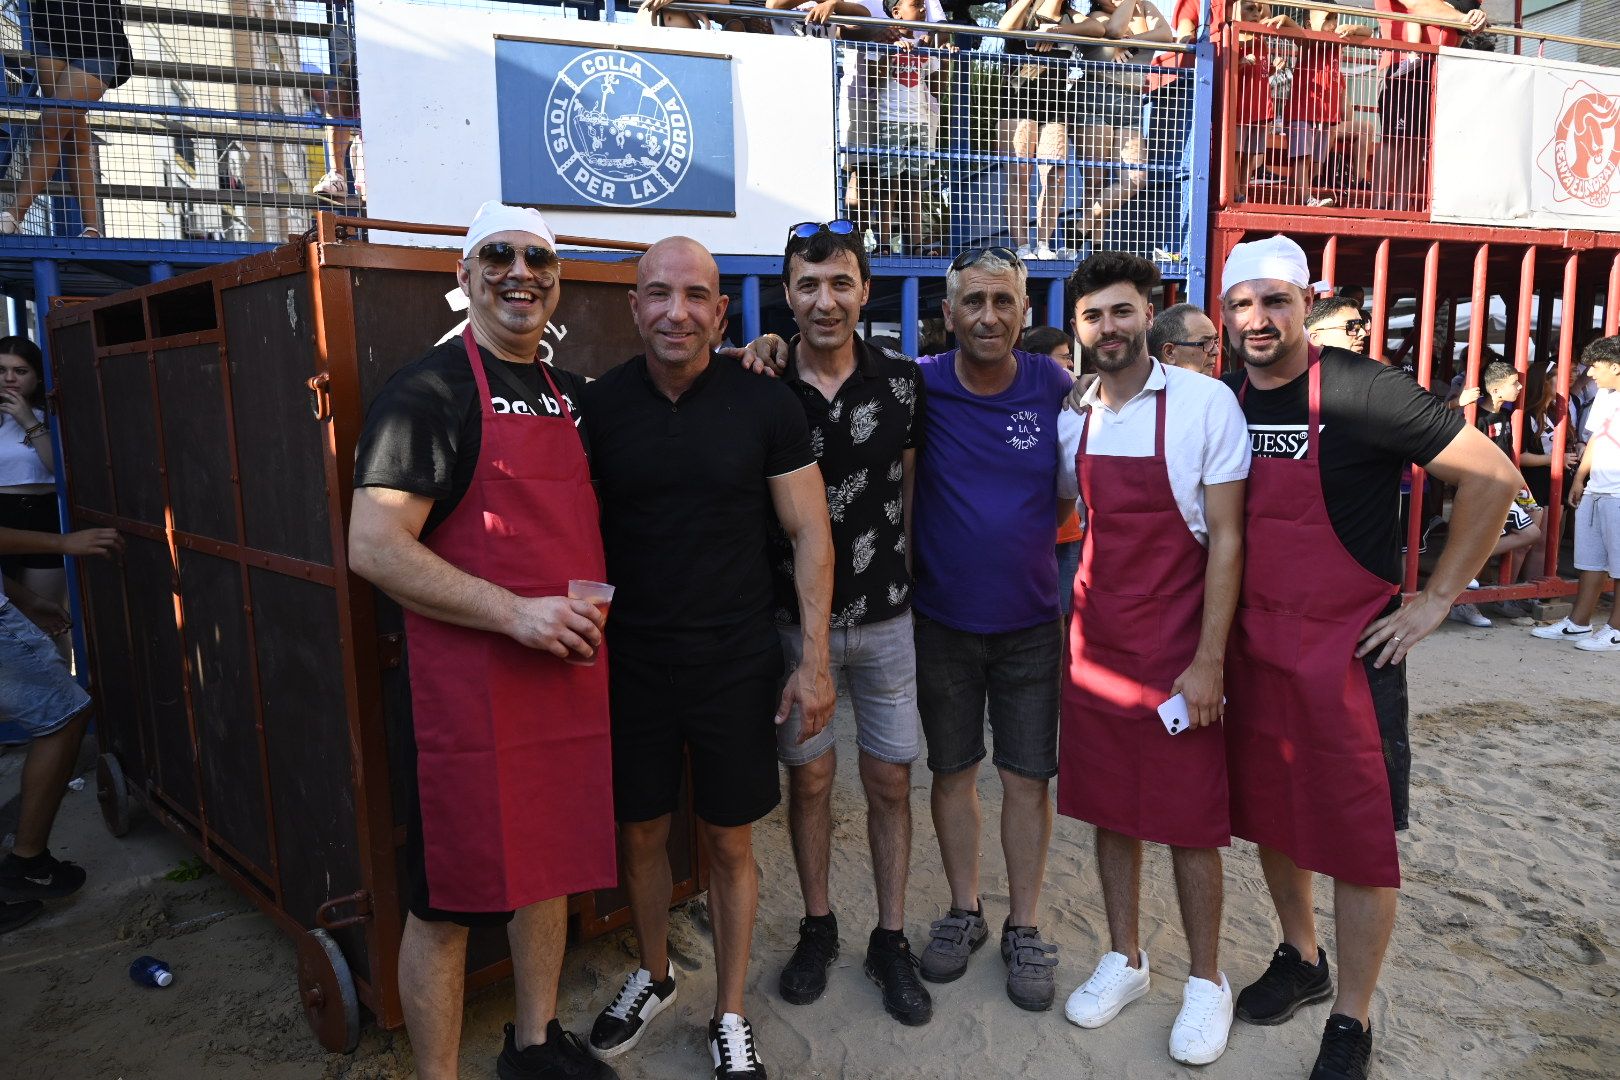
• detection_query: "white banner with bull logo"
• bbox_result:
[1432,49,1620,231]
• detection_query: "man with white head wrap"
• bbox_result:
[1217,235,1518,1080]
[350,202,618,1080]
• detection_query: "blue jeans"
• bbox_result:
[777,610,922,766]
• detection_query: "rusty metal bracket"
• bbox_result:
[306,372,332,421]
[315,889,373,931]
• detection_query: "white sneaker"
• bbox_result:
[1531,616,1593,641]
[1574,626,1620,652]
[1015,243,1036,259]
[1064,950,1150,1029]
[313,170,348,197]
[1033,242,1058,261]
[1448,603,1491,628]
[0,210,16,235]
[1169,973,1234,1065]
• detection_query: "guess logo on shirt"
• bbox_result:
[1005,409,1043,450]
[1248,424,1324,460]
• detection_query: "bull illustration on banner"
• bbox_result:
[1535,80,1620,209]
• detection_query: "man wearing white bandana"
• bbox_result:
[351,202,618,1080]
[1217,235,1518,1080]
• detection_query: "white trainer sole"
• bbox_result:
[589,982,677,1060]
[1064,977,1150,1029]
[1170,1029,1231,1066]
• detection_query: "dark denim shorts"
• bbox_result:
[915,614,1061,780]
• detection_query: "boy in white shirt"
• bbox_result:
[1533,335,1620,650]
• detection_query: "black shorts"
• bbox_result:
[611,647,783,828]
[1377,58,1432,145]
[1365,655,1410,832]
[402,730,515,928]
[0,493,63,573]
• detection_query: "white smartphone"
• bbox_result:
[1157,693,1191,736]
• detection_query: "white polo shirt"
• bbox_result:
[1057,360,1251,546]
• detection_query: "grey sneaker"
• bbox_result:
[1001,920,1058,1012]
[920,905,988,983]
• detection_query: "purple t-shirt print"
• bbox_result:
[912,348,1072,633]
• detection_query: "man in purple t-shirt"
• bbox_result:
[911,247,1075,1013]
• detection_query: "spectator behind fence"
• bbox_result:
[871,0,947,256]
[1000,0,1081,261]
[1305,295,1369,355]
[1533,337,1620,651]
[1148,302,1220,375]
[1022,325,1074,372]
[1230,1,1289,204]
[0,0,134,238]
[1284,9,1370,207]
[1143,0,1203,258]
[1374,0,1487,212]
[310,4,363,199]
[0,337,69,656]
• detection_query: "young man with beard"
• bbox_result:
[350,202,617,1080]
[1054,252,1249,1065]
[758,221,933,1026]
[1218,235,1518,1080]
[583,237,835,1080]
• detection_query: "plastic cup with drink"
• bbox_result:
[566,579,614,666]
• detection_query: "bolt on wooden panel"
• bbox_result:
[99,354,167,528]
[156,345,241,544]
[178,548,274,881]
[122,535,199,818]
[223,279,333,568]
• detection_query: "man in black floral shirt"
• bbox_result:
[755,220,932,1027]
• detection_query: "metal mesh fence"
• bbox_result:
[1224,15,1434,215]
[0,0,359,242]
[838,35,1195,270]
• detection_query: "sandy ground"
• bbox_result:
[3,616,1618,1080]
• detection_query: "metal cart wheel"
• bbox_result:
[95,753,132,837]
[297,928,360,1053]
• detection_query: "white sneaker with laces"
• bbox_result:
[1169,973,1234,1065]
[313,170,348,197]
[0,210,17,235]
[1574,626,1620,652]
[1064,950,1150,1029]
[1015,243,1036,259]
[1531,616,1593,640]
[1033,242,1058,261]
[709,1012,765,1079]
[1448,603,1491,628]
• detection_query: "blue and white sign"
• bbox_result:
[496,38,736,215]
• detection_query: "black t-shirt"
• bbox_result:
[354,339,590,538]
[1475,404,1514,456]
[772,335,925,628]
[1225,347,1464,584]
[583,355,816,664]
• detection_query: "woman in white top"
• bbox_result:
[0,337,68,652]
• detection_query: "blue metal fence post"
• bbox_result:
[741,274,761,347]
[30,258,89,685]
[1046,277,1066,330]
[150,262,174,283]
[1186,39,1216,309]
[901,276,919,357]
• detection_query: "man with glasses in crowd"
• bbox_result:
[350,202,618,1080]
[1305,295,1371,356]
[583,236,835,1080]
[1148,302,1222,376]
[912,245,1073,1012]
[742,219,934,1027]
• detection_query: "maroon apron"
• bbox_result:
[1058,388,1229,848]
[1226,353,1401,889]
[404,327,616,912]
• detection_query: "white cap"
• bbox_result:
[463,200,556,258]
[154,969,173,986]
[1222,234,1311,295]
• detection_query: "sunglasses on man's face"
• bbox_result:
[468,241,559,275]
[1318,319,1369,335]
[787,219,859,240]
[950,246,1023,271]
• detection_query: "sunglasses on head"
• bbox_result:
[468,240,559,274]
[950,246,1023,271]
[787,219,858,240]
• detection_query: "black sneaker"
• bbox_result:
[1310,1014,1373,1080]
[589,965,677,1059]
[863,929,933,1026]
[1236,942,1333,1025]
[0,850,87,900]
[498,1020,619,1080]
[778,913,839,1005]
[708,1013,766,1079]
[0,899,43,935]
